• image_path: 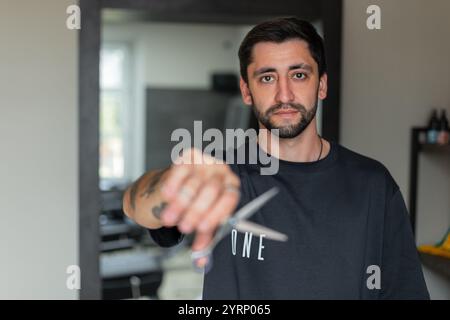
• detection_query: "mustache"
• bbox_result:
[265,103,307,116]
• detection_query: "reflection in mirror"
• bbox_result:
[98,9,322,300]
[100,43,131,185]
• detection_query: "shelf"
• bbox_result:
[418,251,450,279]
[419,143,450,152]
[408,127,450,237]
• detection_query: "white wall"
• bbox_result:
[103,22,243,89]
[102,22,249,180]
[0,0,78,299]
[342,0,450,299]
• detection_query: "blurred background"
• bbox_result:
[0,0,449,299]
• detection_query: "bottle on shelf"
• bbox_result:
[437,109,449,145]
[427,109,440,144]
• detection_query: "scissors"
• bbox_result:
[191,187,288,273]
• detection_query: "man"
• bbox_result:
[123,17,429,299]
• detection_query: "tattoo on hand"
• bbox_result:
[129,168,168,211]
[152,202,167,220]
[129,173,147,211]
[141,168,168,198]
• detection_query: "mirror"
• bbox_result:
[96,8,323,300]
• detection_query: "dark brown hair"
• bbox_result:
[238,17,326,83]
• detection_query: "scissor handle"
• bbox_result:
[191,248,213,273]
[190,222,233,273]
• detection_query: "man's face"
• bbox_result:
[240,39,327,138]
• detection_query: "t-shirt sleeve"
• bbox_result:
[380,188,430,299]
[148,226,184,248]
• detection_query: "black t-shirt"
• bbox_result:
[149,141,429,299]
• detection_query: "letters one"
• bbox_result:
[231,229,265,261]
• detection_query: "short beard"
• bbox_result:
[252,96,318,139]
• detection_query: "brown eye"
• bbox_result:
[293,72,306,80]
[261,75,273,83]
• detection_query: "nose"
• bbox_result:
[275,76,295,104]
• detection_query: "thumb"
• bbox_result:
[192,230,214,252]
[192,231,214,269]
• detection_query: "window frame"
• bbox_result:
[99,42,135,189]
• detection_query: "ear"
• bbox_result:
[318,73,328,100]
[239,77,253,106]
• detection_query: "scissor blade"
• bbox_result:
[191,187,280,272]
[233,187,279,221]
[234,220,288,242]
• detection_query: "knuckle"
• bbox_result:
[190,201,207,214]
[170,163,186,178]
[208,176,223,190]
[225,192,240,206]
[181,213,195,225]
[230,172,240,184]
[222,163,232,173]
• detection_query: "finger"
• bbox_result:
[161,164,192,200]
[177,147,204,165]
[223,170,241,190]
[161,174,202,226]
[162,149,219,198]
[192,230,214,252]
[178,176,223,234]
[194,256,209,269]
[197,185,240,233]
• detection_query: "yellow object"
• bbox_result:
[418,228,450,259]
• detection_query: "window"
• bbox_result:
[99,43,133,189]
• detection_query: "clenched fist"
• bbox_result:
[123,148,241,262]
[160,148,240,252]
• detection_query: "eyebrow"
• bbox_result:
[252,63,313,78]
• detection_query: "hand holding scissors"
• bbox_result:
[191,187,288,273]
